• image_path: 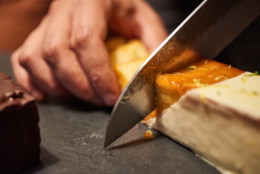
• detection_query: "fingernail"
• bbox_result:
[92,98,105,107]
[103,92,119,107]
[31,90,46,102]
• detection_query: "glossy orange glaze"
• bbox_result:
[155,59,243,112]
[142,109,159,122]
[142,59,244,122]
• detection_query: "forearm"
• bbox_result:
[0,0,51,53]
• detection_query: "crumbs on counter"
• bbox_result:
[144,130,154,140]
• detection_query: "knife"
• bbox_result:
[105,0,260,148]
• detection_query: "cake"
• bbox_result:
[0,72,40,173]
[107,38,260,173]
[143,60,260,174]
[154,59,243,112]
[106,37,149,89]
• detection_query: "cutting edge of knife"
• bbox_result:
[104,1,209,148]
[104,0,260,148]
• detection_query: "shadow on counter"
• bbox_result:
[18,147,58,174]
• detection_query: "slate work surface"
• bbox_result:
[1,1,258,172]
[0,56,220,173]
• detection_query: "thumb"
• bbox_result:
[109,0,167,52]
[132,0,168,53]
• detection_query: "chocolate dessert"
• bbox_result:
[0,72,40,173]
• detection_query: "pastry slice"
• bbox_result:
[154,59,243,112]
[143,61,260,174]
[106,37,149,89]
[106,38,260,173]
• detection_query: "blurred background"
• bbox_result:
[0,0,259,71]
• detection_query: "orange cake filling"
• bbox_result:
[144,59,243,121]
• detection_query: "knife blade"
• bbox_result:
[105,0,260,148]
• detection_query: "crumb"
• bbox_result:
[141,109,158,124]
[187,65,197,70]
[144,130,154,140]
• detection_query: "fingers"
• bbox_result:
[19,20,68,96]
[72,37,120,106]
[70,3,120,106]
[109,0,168,53]
[12,0,121,106]
[11,49,46,101]
[19,48,68,97]
[42,3,104,105]
[109,0,137,39]
[133,0,168,52]
[11,16,68,101]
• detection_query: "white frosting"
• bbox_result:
[192,72,260,119]
[147,72,260,174]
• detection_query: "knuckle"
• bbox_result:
[70,27,92,50]
[19,51,34,68]
[90,70,103,87]
[43,44,58,59]
[49,0,61,13]
[43,41,63,65]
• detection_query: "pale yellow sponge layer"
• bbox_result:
[106,37,149,89]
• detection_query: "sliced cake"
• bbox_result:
[106,37,149,89]
[154,59,243,112]
[143,60,260,174]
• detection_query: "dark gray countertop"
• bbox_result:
[0,55,220,174]
[0,1,259,173]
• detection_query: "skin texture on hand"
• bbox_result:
[11,0,168,106]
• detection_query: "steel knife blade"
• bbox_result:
[104,0,260,148]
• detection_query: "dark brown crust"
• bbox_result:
[0,72,34,111]
[181,92,260,128]
[0,72,40,173]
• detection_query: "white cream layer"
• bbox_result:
[146,72,260,174]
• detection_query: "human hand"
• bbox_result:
[11,0,167,106]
